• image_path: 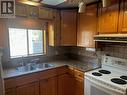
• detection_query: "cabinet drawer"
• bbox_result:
[15,73,39,86]
[57,66,68,75]
[74,69,84,78]
[39,68,57,80]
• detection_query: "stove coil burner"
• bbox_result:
[99,70,111,74]
[120,76,127,80]
[111,78,127,85]
[92,72,102,76]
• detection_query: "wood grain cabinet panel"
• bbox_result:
[16,82,39,95]
[77,4,97,48]
[15,3,27,17]
[60,10,77,46]
[5,88,16,95]
[27,5,39,18]
[74,77,84,95]
[58,74,75,95]
[40,77,57,95]
[98,0,119,34]
[48,9,61,46]
[118,0,127,33]
[39,7,53,19]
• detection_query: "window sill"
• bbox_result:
[11,53,46,59]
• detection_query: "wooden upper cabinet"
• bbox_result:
[77,4,97,48]
[118,0,127,33]
[60,10,77,46]
[15,3,27,17]
[40,77,57,95]
[48,9,61,46]
[27,5,39,18]
[98,0,119,34]
[39,7,53,19]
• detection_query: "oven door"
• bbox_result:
[85,77,125,95]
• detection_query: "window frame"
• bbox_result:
[8,28,46,58]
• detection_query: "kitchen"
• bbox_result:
[0,0,127,95]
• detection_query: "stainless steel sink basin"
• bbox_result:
[16,63,54,72]
[16,65,36,72]
[36,63,54,69]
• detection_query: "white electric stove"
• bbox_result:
[85,55,127,95]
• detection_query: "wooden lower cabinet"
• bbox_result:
[5,88,16,95]
[5,66,84,95]
[40,77,57,95]
[74,77,84,95]
[58,74,75,95]
[16,82,39,95]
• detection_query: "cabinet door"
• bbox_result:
[58,74,75,95]
[48,10,61,46]
[77,4,97,48]
[5,88,16,95]
[98,1,119,34]
[61,10,77,46]
[74,77,84,95]
[15,3,27,17]
[16,82,39,95]
[27,5,39,18]
[40,77,57,95]
[119,0,127,33]
[39,7,53,19]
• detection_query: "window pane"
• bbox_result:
[9,28,27,57]
[28,30,43,54]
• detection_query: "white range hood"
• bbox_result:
[41,0,66,6]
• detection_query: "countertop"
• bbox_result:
[3,60,100,79]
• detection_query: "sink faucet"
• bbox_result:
[30,58,40,64]
[20,56,25,66]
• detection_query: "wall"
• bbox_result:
[69,43,127,64]
[0,18,70,68]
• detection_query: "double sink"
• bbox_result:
[16,63,54,72]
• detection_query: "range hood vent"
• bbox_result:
[94,34,127,43]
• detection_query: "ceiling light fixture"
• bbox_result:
[78,1,86,13]
[102,0,111,7]
[18,0,41,6]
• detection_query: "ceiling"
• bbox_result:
[18,0,98,8]
[57,0,98,8]
[42,0,98,8]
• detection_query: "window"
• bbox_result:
[9,28,46,58]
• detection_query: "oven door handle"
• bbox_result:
[85,77,125,95]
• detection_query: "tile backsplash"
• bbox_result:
[2,46,70,68]
[2,43,127,69]
[69,44,127,63]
